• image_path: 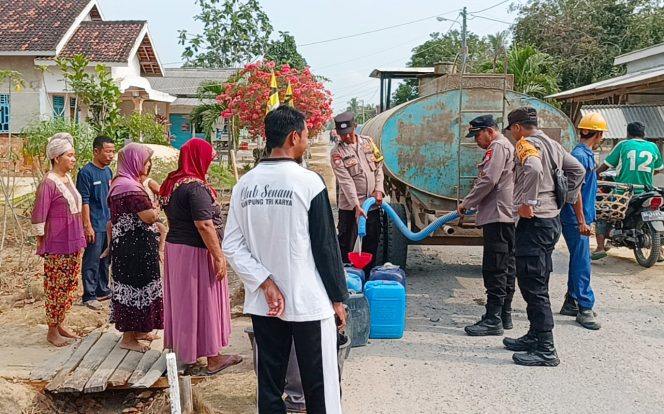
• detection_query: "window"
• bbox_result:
[0,94,9,133]
[69,97,79,123]
[53,96,65,119]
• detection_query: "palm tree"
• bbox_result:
[189,80,226,139]
[482,45,560,99]
[487,31,509,73]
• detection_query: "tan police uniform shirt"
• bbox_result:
[462,134,515,226]
[330,135,385,211]
[513,129,585,219]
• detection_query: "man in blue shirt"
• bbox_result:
[76,136,115,310]
[559,113,606,330]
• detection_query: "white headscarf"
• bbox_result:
[46,132,74,160]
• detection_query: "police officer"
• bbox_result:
[503,107,584,367]
[330,111,384,270]
[458,115,516,336]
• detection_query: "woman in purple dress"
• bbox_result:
[160,138,241,374]
[31,133,86,347]
[107,143,163,352]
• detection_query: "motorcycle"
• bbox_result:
[597,172,664,267]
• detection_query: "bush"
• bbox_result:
[120,113,169,145]
[21,118,96,176]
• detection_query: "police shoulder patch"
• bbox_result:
[484,148,494,161]
[515,139,540,164]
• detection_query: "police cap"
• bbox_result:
[466,115,498,138]
[334,111,355,134]
[505,107,538,130]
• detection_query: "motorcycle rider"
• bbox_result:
[594,122,663,259]
[559,113,607,330]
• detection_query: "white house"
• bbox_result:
[0,0,175,135]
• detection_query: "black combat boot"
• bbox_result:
[502,330,537,351]
[501,301,513,330]
[464,304,503,336]
[559,293,578,316]
[512,331,560,367]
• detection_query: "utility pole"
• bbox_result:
[460,6,468,74]
[360,99,366,124]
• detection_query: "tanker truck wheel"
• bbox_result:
[376,203,408,269]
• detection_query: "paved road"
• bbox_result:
[342,245,664,413]
[307,137,664,413]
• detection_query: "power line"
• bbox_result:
[297,8,461,47]
[471,0,512,14]
[468,14,513,25]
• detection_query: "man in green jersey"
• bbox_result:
[594,122,663,259]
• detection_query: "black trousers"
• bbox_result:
[515,217,561,333]
[337,208,381,270]
[482,222,516,307]
[251,315,341,414]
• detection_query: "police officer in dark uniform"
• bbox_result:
[330,112,385,270]
[504,107,584,367]
[458,115,516,336]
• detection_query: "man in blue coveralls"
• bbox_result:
[559,113,607,330]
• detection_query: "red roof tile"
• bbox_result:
[0,0,93,53]
[58,21,146,63]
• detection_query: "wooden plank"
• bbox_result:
[83,340,129,393]
[45,331,102,392]
[131,351,167,389]
[180,376,194,414]
[149,330,164,352]
[24,375,205,391]
[127,349,160,385]
[55,332,121,393]
[31,341,79,381]
[108,351,143,387]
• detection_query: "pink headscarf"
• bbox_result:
[109,143,154,197]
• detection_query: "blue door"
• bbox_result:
[169,114,205,149]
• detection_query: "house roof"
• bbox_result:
[369,67,436,79]
[614,42,664,66]
[0,0,98,54]
[546,66,664,101]
[148,68,239,97]
[580,104,664,140]
[58,21,145,63]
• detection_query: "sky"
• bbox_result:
[99,0,519,113]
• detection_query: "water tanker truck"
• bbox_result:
[360,72,578,268]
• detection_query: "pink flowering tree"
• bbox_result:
[217,61,332,139]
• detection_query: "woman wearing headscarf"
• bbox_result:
[161,138,241,374]
[107,143,163,352]
[31,133,86,347]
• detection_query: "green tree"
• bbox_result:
[56,54,122,140]
[189,79,227,139]
[346,98,377,124]
[512,0,664,91]
[392,30,490,105]
[486,31,509,73]
[179,0,273,68]
[482,45,559,98]
[264,31,308,69]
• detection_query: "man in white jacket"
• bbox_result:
[223,106,348,414]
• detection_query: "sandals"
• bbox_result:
[206,354,243,376]
[591,251,608,260]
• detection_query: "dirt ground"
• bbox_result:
[2,138,663,413]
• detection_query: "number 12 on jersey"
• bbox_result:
[626,150,655,172]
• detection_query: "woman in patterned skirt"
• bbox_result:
[31,133,86,347]
[107,143,163,352]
